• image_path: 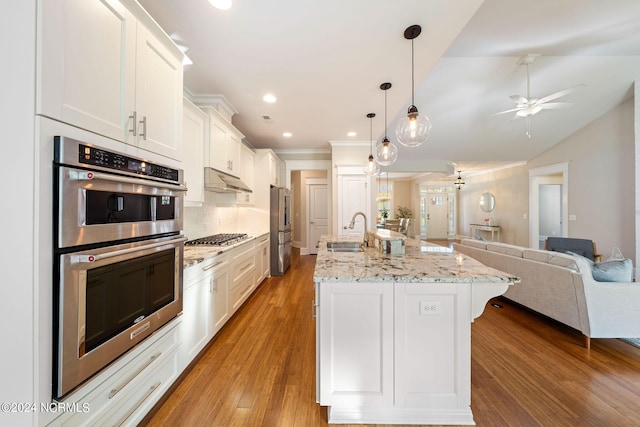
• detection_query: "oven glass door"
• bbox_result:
[56,235,184,398]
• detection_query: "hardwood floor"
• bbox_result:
[142,248,640,427]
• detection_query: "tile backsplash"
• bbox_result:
[183,192,239,240]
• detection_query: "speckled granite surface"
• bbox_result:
[183,232,268,269]
[313,235,519,283]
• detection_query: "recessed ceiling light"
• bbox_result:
[347,131,357,137]
[282,132,292,138]
[208,0,232,10]
[263,94,277,103]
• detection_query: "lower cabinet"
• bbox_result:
[46,319,181,427]
[315,281,474,425]
[256,235,270,285]
[229,241,256,314]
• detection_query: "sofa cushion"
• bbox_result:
[486,242,524,258]
[461,239,487,250]
[591,258,634,282]
[523,249,550,263]
[547,252,578,270]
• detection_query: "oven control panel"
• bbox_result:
[77,144,179,182]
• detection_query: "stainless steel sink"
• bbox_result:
[326,241,363,252]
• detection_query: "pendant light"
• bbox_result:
[396,25,431,148]
[375,83,398,166]
[454,170,465,190]
[363,113,381,175]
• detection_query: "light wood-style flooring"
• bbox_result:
[142,246,640,426]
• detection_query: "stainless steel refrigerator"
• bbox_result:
[270,186,292,275]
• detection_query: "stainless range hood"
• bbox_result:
[204,167,252,193]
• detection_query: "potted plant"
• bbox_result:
[397,206,412,218]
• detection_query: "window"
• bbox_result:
[377,181,393,222]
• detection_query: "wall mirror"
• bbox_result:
[479,192,495,212]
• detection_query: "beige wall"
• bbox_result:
[391,179,412,219]
[456,97,635,262]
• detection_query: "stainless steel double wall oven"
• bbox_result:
[53,137,186,399]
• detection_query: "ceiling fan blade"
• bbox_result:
[539,102,572,109]
[509,113,521,122]
[494,107,523,115]
[509,95,528,104]
[536,84,585,104]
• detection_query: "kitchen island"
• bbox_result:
[313,235,519,425]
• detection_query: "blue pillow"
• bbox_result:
[591,258,633,282]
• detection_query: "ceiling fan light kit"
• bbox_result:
[363,113,381,175]
[396,24,431,148]
[375,82,399,166]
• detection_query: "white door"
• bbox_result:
[539,184,563,243]
[309,183,329,254]
[338,174,369,236]
[426,193,448,239]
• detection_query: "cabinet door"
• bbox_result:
[226,133,241,176]
[255,238,269,284]
[183,98,207,205]
[134,24,183,160]
[318,282,394,407]
[208,115,229,172]
[38,0,136,142]
[269,153,279,186]
[236,145,255,205]
[209,268,230,337]
[182,277,209,366]
[394,283,471,410]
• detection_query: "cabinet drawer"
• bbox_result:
[92,346,180,426]
[231,252,256,286]
[50,320,180,426]
[184,253,229,289]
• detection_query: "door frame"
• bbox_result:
[529,162,569,249]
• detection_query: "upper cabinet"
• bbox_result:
[256,149,285,187]
[236,144,255,205]
[182,98,208,205]
[37,0,183,161]
[200,106,244,176]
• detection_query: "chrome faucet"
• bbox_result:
[348,211,369,247]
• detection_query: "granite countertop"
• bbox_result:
[313,235,519,284]
[183,232,269,269]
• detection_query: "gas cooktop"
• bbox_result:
[185,233,249,247]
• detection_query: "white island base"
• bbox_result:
[316,281,509,425]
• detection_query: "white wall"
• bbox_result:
[456,97,635,262]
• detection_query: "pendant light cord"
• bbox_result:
[370,116,373,153]
[384,88,388,138]
[411,37,415,106]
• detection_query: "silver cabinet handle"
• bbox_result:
[240,261,252,271]
[140,116,147,140]
[72,237,187,264]
[114,381,161,427]
[311,300,318,319]
[129,111,137,136]
[108,352,161,399]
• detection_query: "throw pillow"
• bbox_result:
[591,258,633,282]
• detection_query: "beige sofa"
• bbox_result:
[454,239,640,348]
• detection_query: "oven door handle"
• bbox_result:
[71,237,187,264]
[70,170,187,192]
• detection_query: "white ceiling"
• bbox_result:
[139,0,640,175]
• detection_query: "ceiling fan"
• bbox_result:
[496,54,584,137]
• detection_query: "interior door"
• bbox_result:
[338,174,368,236]
[539,184,563,242]
[309,183,328,254]
[426,193,448,239]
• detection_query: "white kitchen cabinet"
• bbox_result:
[46,319,181,427]
[315,280,475,424]
[201,106,243,176]
[38,0,183,161]
[182,254,230,368]
[182,98,207,205]
[255,149,285,187]
[317,282,394,408]
[236,144,255,205]
[256,234,270,285]
[229,241,257,314]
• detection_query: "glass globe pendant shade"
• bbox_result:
[396,106,431,147]
[363,154,380,175]
[375,138,398,166]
